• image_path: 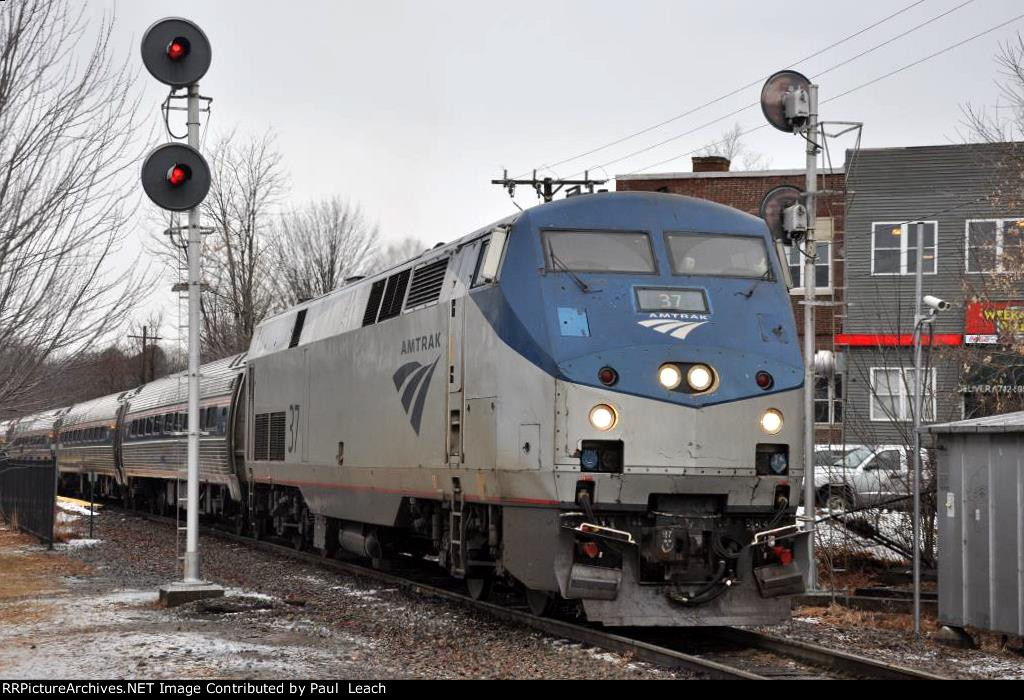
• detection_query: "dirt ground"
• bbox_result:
[0,511,680,680]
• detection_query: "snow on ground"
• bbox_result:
[54,538,102,550]
[56,500,98,517]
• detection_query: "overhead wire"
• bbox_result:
[513,0,931,179]
[621,10,1024,176]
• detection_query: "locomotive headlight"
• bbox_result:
[589,404,618,432]
[657,364,683,390]
[760,409,784,435]
[686,364,715,393]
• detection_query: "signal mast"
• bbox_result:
[139,18,222,605]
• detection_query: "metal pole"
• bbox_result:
[912,221,925,638]
[89,471,95,540]
[184,83,202,584]
[803,85,819,591]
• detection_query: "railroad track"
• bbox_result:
[128,509,946,680]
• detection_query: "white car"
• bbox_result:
[812,444,929,511]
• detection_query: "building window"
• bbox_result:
[814,374,843,425]
[965,219,1024,273]
[871,222,937,275]
[869,367,936,422]
[784,242,831,293]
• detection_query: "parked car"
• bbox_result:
[812,444,930,511]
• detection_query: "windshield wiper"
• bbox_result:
[547,242,592,294]
[736,267,773,299]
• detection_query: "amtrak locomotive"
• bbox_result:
[5,191,809,626]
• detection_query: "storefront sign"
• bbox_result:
[965,300,1024,344]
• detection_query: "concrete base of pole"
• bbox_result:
[158,581,224,608]
[934,625,976,649]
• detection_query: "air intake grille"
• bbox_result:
[269,411,286,460]
[405,258,449,309]
[254,413,269,460]
[253,411,287,461]
[362,280,386,326]
[378,268,411,321]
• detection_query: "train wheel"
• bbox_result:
[466,575,493,601]
[525,588,555,617]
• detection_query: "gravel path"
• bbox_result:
[759,609,1024,679]
[23,510,687,680]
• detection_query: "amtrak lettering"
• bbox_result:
[638,313,710,341]
[400,332,443,355]
[392,355,441,434]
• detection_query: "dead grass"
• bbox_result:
[0,528,91,600]
[795,603,939,635]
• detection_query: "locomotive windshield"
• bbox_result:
[543,230,656,273]
[666,233,770,279]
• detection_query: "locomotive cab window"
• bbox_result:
[543,230,656,274]
[666,233,771,279]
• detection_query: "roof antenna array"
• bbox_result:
[491,169,607,204]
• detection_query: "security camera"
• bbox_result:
[923,295,950,312]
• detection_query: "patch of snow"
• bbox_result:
[55,538,101,550]
[57,501,98,516]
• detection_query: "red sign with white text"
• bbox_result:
[965,300,1024,344]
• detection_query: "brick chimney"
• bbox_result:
[692,156,731,173]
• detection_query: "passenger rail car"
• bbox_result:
[57,392,125,496]
[11,192,809,627]
[120,353,246,511]
[7,409,67,464]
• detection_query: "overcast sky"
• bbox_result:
[87,0,1024,323]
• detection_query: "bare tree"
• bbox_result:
[199,130,287,358]
[372,236,426,273]
[697,123,772,170]
[269,197,379,308]
[0,0,148,414]
[962,35,1024,143]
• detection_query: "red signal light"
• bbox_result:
[598,367,618,386]
[581,541,600,559]
[755,371,774,390]
[167,37,190,61]
[772,545,793,566]
[167,164,190,187]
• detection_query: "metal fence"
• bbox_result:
[0,458,56,546]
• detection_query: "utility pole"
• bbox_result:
[801,84,819,592]
[128,326,163,384]
[912,221,924,639]
[140,18,221,606]
[492,169,607,203]
[183,81,203,585]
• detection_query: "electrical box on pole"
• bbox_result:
[142,16,222,607]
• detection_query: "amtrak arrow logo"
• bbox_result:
[392,355,440,434]
[638,318,707,340]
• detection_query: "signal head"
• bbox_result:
[761,70,812,133]
[141,143,210,212]
[759,185,807,246]
[141,18,211,87]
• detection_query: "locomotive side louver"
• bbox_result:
[362,279,386,327]
[269,411,286,461]
[405,257,449,309]
[253,413,269,460]
[378,268,411,321]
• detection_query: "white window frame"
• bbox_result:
[964,218,1024,273]
[784,241,832,295]
[869,367,937,422]
[870,221,938,276]
[814,372,843,426]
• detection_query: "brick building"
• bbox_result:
[617,156,845,442]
